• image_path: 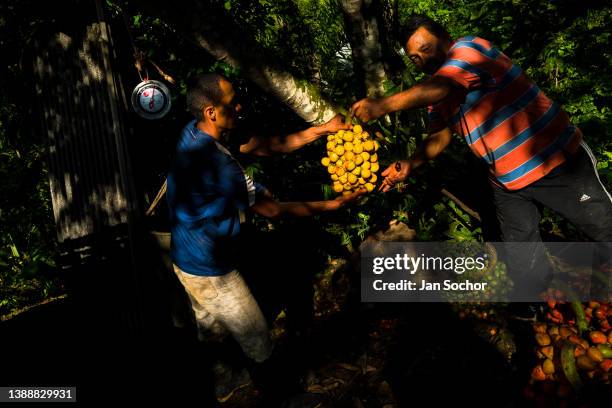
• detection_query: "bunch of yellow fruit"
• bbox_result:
[321,124,380,195]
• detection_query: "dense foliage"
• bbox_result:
[0,2,61,316]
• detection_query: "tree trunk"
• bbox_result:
[130,0,336,124]
[340,0,387,97]
[374,0,405,80]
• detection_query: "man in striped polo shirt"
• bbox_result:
[351,15,611,302]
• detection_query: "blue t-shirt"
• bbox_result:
[167,120,265,276]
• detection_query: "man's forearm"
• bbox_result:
[240,126,326,156]
[408,128,452,170]
[268,126,327,154]
[252,195,333,219]
[243,114,350,155]
[278,200,337,217]
[380,77,454,115]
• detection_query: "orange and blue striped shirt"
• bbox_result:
[428,36,582,190]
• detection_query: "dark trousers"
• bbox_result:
[491,142,612,300]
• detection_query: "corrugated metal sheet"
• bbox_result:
[33,8,137,245]
[29,0,151,336]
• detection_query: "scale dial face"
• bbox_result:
[131,80,171,119]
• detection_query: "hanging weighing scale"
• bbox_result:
[131,79,171,120]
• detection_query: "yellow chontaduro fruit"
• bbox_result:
[323,130,380,195]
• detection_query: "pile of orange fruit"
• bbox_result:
[524,300,611,404]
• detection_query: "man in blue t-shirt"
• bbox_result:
[167,73,361,402]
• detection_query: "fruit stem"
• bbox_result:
[571,301,588,336]
[561,340,583,393]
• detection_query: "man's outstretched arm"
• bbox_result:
[239,114,351,156]
[350,76,459,122]
[250,189,365,219]
[379,127,453,191]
